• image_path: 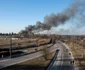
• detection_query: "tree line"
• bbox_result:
[0,33,16,36]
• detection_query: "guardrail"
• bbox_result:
[46,49,59,70]
[0,43,58,69]
[0,39,52,51]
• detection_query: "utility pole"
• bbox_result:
[9,32,13,58]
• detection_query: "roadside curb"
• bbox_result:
[0,44,57,70]
[46,49,59,70]
[59,41,79,70]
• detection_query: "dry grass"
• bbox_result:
[0,43,53,58]
[26,44,53,52]
[0,38,51,48]
[0,37,53,58]
[64,41,85,70]
[1,51,56,70]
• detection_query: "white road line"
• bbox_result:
[0,59,10,63]
[0,44,58,69]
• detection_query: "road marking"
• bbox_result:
[0,59,10,63]
[0,44,58,69]
[48,40,77,70]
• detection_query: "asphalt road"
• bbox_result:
[48,41,79,70]
[0,43,58,69]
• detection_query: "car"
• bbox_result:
[69,52,71,55]
[57,48,60,51]
[70,60,74,64]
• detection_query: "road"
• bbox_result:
[48,41,79,70]
[0,43,58,69]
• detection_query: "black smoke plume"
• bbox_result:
[20,0,85,34]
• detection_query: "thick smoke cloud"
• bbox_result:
[20,0,85,34]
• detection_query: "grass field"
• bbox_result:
[0,40,53,58]
[1,51,56,70]
[0,37,53,58]
[0,37,55,70]
[62,38,85,70]
[0,38,51,48]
